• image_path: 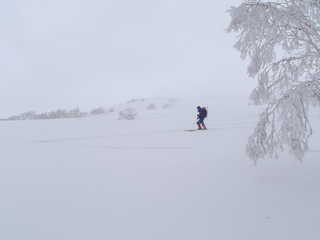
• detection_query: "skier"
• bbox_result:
[196,106,207,130]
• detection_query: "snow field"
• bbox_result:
[0,97,320,240]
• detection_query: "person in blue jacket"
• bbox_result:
[196,106,207,130]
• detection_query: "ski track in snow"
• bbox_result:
[31,121,254,145]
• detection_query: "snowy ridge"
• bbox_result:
[3,98,176,121]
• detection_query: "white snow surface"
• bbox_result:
[1,96,320,240]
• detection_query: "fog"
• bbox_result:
[1,0,253,117]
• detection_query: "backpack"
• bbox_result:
[202,107,207,118]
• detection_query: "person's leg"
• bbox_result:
[201,122,207,130]
[197,119,202,130]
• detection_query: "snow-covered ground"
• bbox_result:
[1,96,320,240]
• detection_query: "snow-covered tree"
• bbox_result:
[118,108,138,120]
[228,0,320,161]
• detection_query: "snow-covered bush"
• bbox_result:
[68,108,85,118]
[90,107,106,115]
[6,108,87,120]
[162,103,171,109]
[146,104,157,110]
[228,0,320,161]
[118,108,138,120]
[126,98,145,104]
[8,111,36,120]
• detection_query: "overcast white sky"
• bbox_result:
[1,0,253,116]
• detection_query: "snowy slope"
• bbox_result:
[1,96,320,240]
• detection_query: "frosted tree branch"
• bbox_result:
[228,0,320,160]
